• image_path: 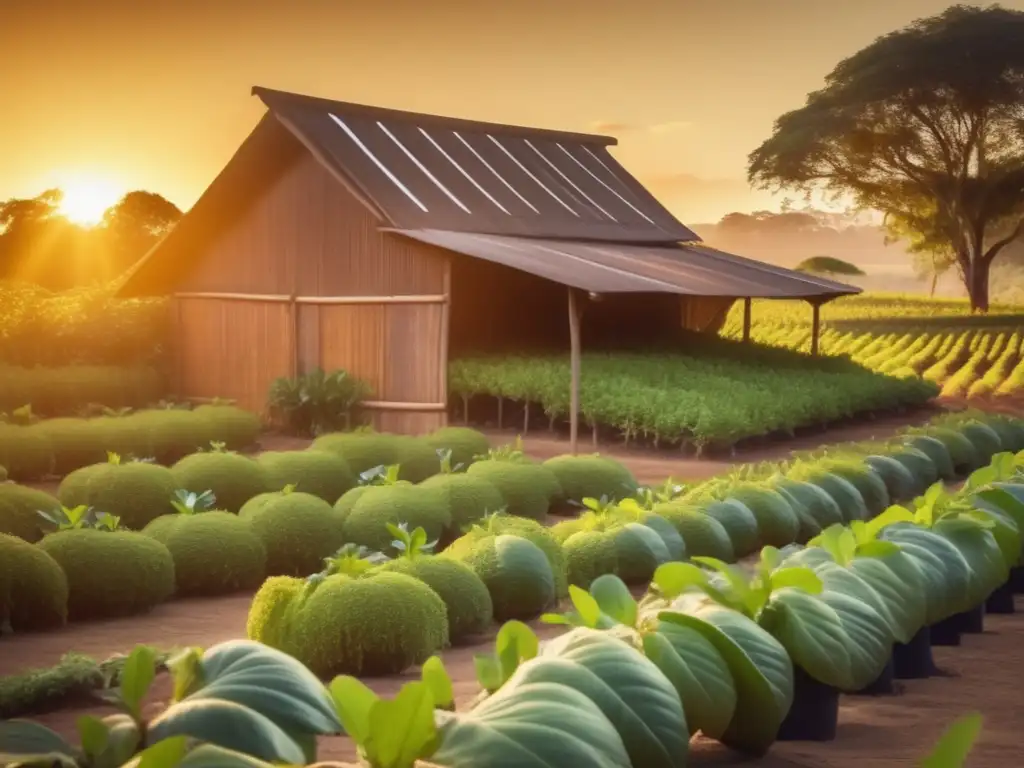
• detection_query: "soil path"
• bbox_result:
[6,596,1024,767]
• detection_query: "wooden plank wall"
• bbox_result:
[174,148,451,433]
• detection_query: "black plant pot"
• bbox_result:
[1009,565,1024,595]
[777,667,839,742]
[850,655,895,696]
[929,615,962,647]
[986,581,1016,615]
[893,626,935,679]
[956,603,985,634]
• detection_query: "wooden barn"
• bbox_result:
[119,86,859,438]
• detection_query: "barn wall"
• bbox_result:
[173,150,449,433]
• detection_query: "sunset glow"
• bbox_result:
[57,177,122,226]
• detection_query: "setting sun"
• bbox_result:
[57,177,123,226]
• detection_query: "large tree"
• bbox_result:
[101,190,182,269]
[748,4,1024,311]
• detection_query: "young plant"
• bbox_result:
[169,489,217,515]
[0,404,38,426]
[472,620,539,694]
[205,441,229,454]
[436,448,465,474]
[388,522,438,559]
[359,464,402,486]
[100,407,133,418]
[631,479,686,510]
[570,495,617,514]
[36,505,121,532]
[476,436,527,463]
[317,544,389,580]
[921,712,983,767]
[268,368,371,436]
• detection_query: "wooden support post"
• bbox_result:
[568,288,583,455]
[742,297,752,343]
[439,258,452,425]
[810,301,822,356]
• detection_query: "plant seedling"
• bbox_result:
[169,489,217,516]
[472,620,539,694]
[317,544,388,580]
[387,522,438,559]
[359,464,402,486]
[37,505,121,533]
[436,448,465,474]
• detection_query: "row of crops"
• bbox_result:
[449,345,936,451]
[3,412,1020,766]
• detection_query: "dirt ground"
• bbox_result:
[4,595,1022,767]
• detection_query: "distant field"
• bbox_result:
[721,294,1024,398]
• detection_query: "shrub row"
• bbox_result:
[0,404,261,481]
[0,364,165,417]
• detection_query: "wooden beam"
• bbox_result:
[439,258,452,422]
[810,301,822,356]
[174,291,292,303]
[288,295,299,378]
[742,297,752,343]
[295,294,447,305]
[568,287,583,455]
[361,400,448,412]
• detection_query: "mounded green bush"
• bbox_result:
[863,455,918,502]
[906,435,956,480]
[770,478,845,534]
[424,426,491,468]
[36,529,175,620]
[378,556,493,642]
[137,410,216,465]
[562,529,619,590]
[444,533,555,621]
[541,454,639,507]
[311,432,440,481]
[331,485,380,527]
[819,462,890,517]
[0,424,52,480]
[418,472,506,534]
[650,502,735,561]
[956,421,1003,462]
[342,485,451,554]
[798,471,868,523]
[465,460,560,520]
[612,522,671,584]
[701,499,760,557]
[0,483,62,542]
[927,428,983,473]
[772,485,821,542]
[190,405,262,450]
[248,571,449,677]
[34,419,109,476]
[886,447,939,493]
[723,484,800,547]
[0,532,68,631]
[631,511,686,561]
[257,450,357,504]
[550,516,588,544]
[142,512,267,596]
[239,491,345,576]
[58,461,178,530]
[171,451,269,513]
[462,515,568,597]
[978,415,1024,452]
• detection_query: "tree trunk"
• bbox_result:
[967,258,991,313]
[929,270,938,298]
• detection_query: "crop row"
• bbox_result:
[3,414,1019,767]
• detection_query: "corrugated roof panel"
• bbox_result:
[387,229,861,299]
[253,86,699,243]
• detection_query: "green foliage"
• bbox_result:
[248,571,449,677]
[311,431,440,482]
[417,472,506,531]
[36,529,175,621]
[141,512,267,597]
[0,483,62,542]
[465,459,560,521]
[238,491,345,577]
[267,368,371,436]
[794,256,865,276]
[542,454,639,507]
[37,505,121,533]
[424,426,491,469]
[341,485,451,555]
[457,514,568,597]
[0,532,68,632]
[171,452,269,514]
[256,450,357,504]
[58,461,178,530]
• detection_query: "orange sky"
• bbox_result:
[3,0,1018,224]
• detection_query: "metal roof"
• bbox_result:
[387,229,861,298]
[253,87,698,244]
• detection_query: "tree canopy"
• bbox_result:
[794,256,865,276]
[748,4,1024,311]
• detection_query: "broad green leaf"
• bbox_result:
[95,713,142,768]
[652,562,707,599]
[75,715,109,760]
[177,744,279,768]
[329,676,377,745]
[495,621,539,684]
[432,680,632,768]
[120,645,157,718]
[864,505,916,538]
[881,525,973,623]
[136,737,188,768]
[589,574,638,627]
[966,465,999,490]
[934,519,1009,606]
[531,628,688,768]
[769,567,822,594]
[855,540,902,559]
[148,698,305,764]
[473,655,503,693]
[420,656,454,710]
[410,526,428,553]
[0,721,75,758]
[188,640,341,736]
[568,585,603,628]
[540,612,574,626]
[367,682,437,768]
[920,712,983,768]
[167,648,204,702]
[643,623,737,740]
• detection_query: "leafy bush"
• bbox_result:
[311,431,440,481]
[238,490,345,576]
[465,459,561,520]
[190,405,262,450]
[257,449,357,504]
[36,529,175,620]
[58,456,178,530]
[651,502,736,561]
[0,483,62,542]
[424,425,491,468]
[268,368,371,435]
[171,450,269,513]
[0,365,164,416]
[542,454,639,507]
[418,471,506,533]
[341,484,451,554]
[142,510,267,596]
[248,570,449,677]
[0,532,68,632]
